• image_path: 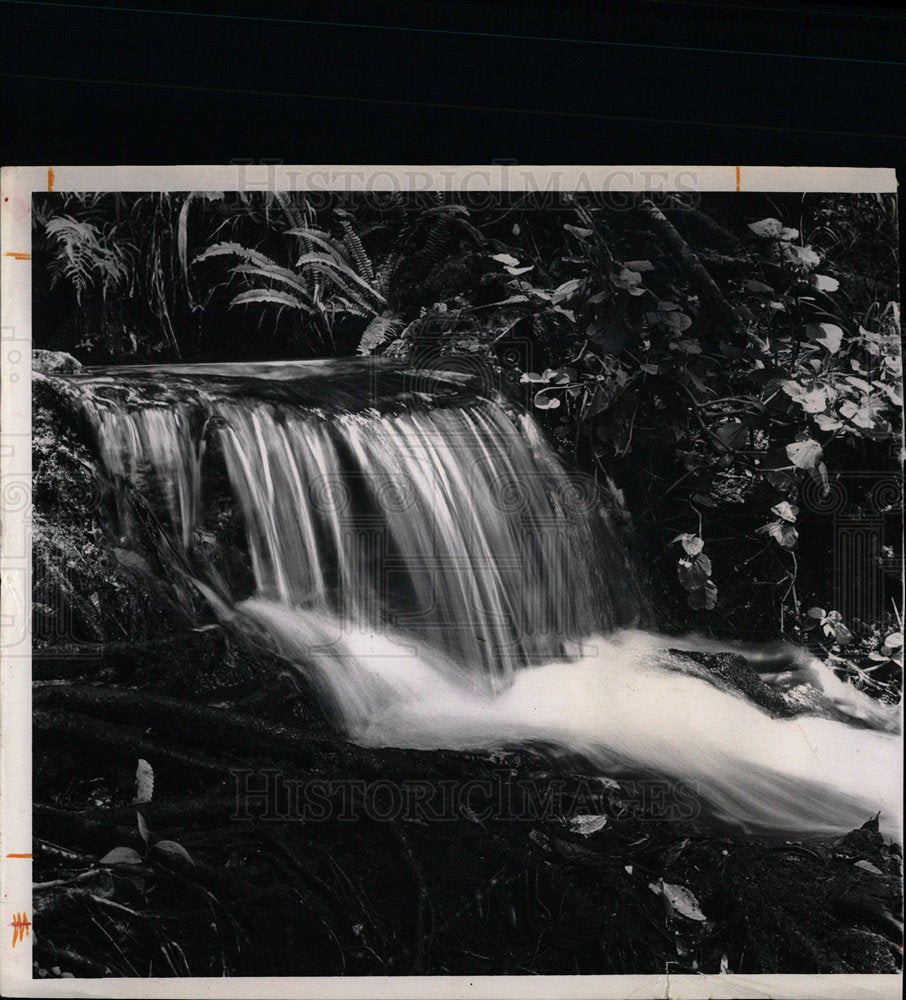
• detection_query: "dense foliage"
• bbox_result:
[33,190,903,696]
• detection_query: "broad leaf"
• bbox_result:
[757,519,798,548]
[687,580,718,610]
[662,311,692,332]
[613,268,642,289]
[884,632,903,651]
[678,554,712,590]
[806,323,843,354]
[152,840,196,866]
[670,338,701,353]
[100,846,143,866]
[714,420,747,451]
[786,438,822,470]
[748,218,783,238]
[771,501,798,522]
[552,278,583,304]
[787,245,821,267]
[814,413,842,431]
[672,533,704,556]
[811,274,839,292]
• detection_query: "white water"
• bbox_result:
[237,598,902,841]
[70,362,903,842]
[82,388,640,684]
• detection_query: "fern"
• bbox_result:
[272,190,306,231]
[337,217,374,283]
[357,312,404,355]
[294,253,386,309]
[230,289,308,310]
[45,215,129,304]
[229,263,312,301]
[285,228,350,264]
[178,191,224,310]
[193,241,282,269]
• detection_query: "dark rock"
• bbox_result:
[667,648,796,716]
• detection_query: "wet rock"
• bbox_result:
[667,649,795,716]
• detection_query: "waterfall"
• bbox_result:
[65,359,902,841]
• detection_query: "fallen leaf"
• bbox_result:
[134,758,154,804]
[491,253,519,266]
[648,880,708,921]
[567,814,608,837]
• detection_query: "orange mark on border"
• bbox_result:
[5,854,31,859]
[48,167,55,192]
[3,252,31,261]
[10,912,31,947]
[736,166,741,191]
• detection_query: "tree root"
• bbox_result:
[638,198,741,341]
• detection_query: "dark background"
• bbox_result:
[2,0,905,172]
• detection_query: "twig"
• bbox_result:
[35,839,95,863]
[34,870,103,891]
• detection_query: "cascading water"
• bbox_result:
[64,359,902,841]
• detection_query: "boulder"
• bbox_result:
[32,349,83,375]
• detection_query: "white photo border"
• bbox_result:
[1,163,900,1000]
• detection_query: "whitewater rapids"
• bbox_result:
[238,598,903,843]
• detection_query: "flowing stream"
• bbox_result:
[63,359,902,841]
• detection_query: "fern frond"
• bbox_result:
[326,298,371,320]
[357,312,404,355]
[230,289,308,311]
[285,228,350,263]
[45,215,127,304]
[273,190,306,231]
[193,241,279,269]
[295,253,386,308]
[374,249,405,297]
[229,263,311,299]
[338,219,374,282]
